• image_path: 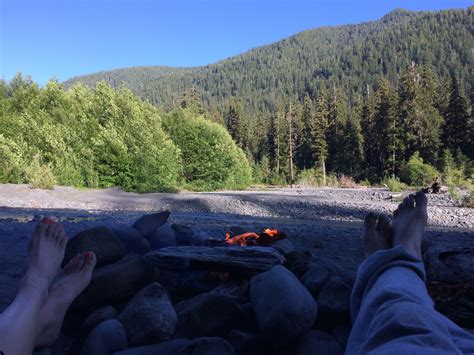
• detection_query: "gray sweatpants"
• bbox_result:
[346,246,474,354]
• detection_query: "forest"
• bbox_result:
[0,7,473,201]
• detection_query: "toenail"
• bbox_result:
[42,217,54,224]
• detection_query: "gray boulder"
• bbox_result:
[72,256,156,310]
[171,224,196,245]
[301,264,332,299]
[271,239,295,256]
[292,330,344,355]
[114,339,191,355]
[250,265,317,344]
[146,225,176,250]
[226,330,268,355]
[81,305,117,336]
[174,293,249,338]
[316,278,351,329]
[118,283,177,346]
[181,337,236,355]
[112,225,151,254]
[81,319,128,355]
[63,226,126,268]
[132,211,170,236]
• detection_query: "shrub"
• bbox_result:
[25,155,56,189]
[0,134,25,183]
[382,177,407,192]
[297,169,323,187]
[400,152,438,186]
[163,109,252,190]
[338,175,357,188]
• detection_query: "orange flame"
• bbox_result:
[225,228,280,246]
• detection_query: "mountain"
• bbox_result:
[65,7,473,115]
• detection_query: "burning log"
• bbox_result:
[145,246,286,275]
[225,228,287,247]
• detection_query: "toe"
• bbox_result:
[415,191,428,210]
[45,222,59,239]
[364,213,377,229]
[83,252,97,271]
[376,214,390,232]
[402,194,415,210]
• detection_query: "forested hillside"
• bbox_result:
[66,8,473,114]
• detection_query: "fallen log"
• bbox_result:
[145,246,285,274]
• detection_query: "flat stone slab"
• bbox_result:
[145,246,285,274]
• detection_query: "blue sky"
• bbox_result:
[1,0,471,85]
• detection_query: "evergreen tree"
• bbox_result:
[224,101,246,149]
[327,85,349,173]
[310,87,329,184]
[442,74,470,157]
[298,94,314,169]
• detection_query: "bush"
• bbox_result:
[163,109,252,190]
[297,169,323,187]
[400,152,438,186]
[25,155,56,189]
[382,177,407,192]
[338,175,357,188]
[0,134,25,183]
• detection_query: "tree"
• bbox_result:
[287,99,298,185]
[298,94,314,169]
[327,85,349,173]
[442,74,470,156]
[310,87,329,184]
[224,100,246,149]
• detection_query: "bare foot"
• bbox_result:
[22,218,68,294]
[363,213,392,257]
[392,192,428,259]
[35,252,97,348]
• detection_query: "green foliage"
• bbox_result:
[382,177,408,192]
[400,152,438,186]
[297,168,324,187]
[25,155,56,189]
[0,134,25,183]
[163,109,251,190]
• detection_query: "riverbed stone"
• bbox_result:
[146,225,176,250]
[172,224,196,245]
[272,239,295,255]
[118,282,177,346]
[132,211,170,236]
[72,256,156,310]
[301,264,332,299]
[316,278,351,329]
[112,225,151,254]
[63,226,126,268]
[292,330,344,355]
[81,305,118,336]
[81,319,128,355]
[114,339,191,355]
[174,292,249,338]
[181,337,236,355]
[249,265,317,344]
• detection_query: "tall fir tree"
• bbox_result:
[298,94,314,169]
[224,100,246,149]
[310,86,330,184]
[327,85,349,173]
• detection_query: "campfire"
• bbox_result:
[225,228,286,246]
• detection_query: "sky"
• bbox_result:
[0,0,472,85]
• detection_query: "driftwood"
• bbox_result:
[145,246,285,274]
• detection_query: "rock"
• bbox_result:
[81,319,128,355]
[112,226,151,254]
[114,339,191,355]
[132,211,170,236]
[301,264,332,299]
[160,271,223,301]
[226,330,268,355]
[146,225,176,250]
[81,305,118,336]
[118,283,177,346]
[316,278,351,330]
[181,337,236,355]
[340,270,356,287]
[332,324,351,348]
[292,330,344,355]
[63,226,126,268]
[271,239,295,256]
[72,256,156,310]
[172,224,196,245]
[249,265,317,344]
[174,292,250,338]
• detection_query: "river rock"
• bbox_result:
[112,226,151,254]
[132,211,170,236]
[146,225,176,250]
[249,265,317,344]
[174,292,249,338]
[172,224,196,245]
[316,278,351,330]
[81,319,128,355]
[181,337,236,355]
[227,330,268,355]
[301,264,332,299]
[118,282,177,346]
[81,305,118,336]
[292,330,344,355]
[72,256,156,310]
[271,239,295,255]
[63,226,126,268]
[114,339,191,355]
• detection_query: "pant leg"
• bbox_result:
[346,246,474,355]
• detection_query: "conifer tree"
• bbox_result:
[225,101,246,149]
[298,94,314,169]
[310,87,329,184]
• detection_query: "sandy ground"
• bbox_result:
[0,184,472,312]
